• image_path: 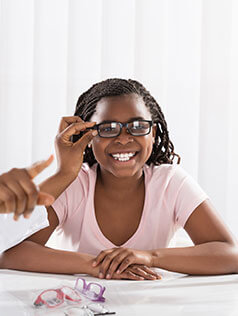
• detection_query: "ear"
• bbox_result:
[152,124,157,140]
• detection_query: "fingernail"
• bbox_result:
[92,130,98,136]
[116,270,120,274]
[99,272,104,279]
[92,261,97,267]
[106,274,111,279]
[24,213,31,219]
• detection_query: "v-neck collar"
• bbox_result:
[89,164,149,248]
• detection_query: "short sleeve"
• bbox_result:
[51,170,88,227]
[0,206,49,253]
[51,190,68,226]
[173,167,209,227]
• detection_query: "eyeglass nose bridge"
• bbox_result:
[117,122,133,136]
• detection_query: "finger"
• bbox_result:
[106,252,129,279]
[0,180,27,220]
[9,182,28,221]
[137,265,162,279]
[93,249,115,267]
[0,184,16,214]
[17,177,38,218]
[37,192,55,206]
[128,266,158,280]
[58,116,83,133]
[23,192,55,219]
[92,251,110,267]
[97,249,122,279]
[120,270,145,281]
[115,254,135,274]
[75,129,98,151]
[18,171,54,218]
[27,155,54,179]
[60,121,97,143]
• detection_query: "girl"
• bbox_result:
[1,78,238,280]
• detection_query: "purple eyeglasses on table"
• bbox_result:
[74,277,106,302]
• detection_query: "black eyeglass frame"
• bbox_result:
[90,119,153,138]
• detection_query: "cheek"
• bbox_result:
[144,137,154,159]
[91,138,108,161]
[145,135,154,150]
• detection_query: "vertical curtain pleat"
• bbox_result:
[67,0,103,115]
[101,0,136,79]
[226,0,238,234]
[0,0,34,170]
[199,0,232,219]
[31,0,69,183]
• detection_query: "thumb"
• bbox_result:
[37,192,55,206]
[75,130,98,151]
[27,155,54,179]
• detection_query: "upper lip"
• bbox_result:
[109,150,139,155]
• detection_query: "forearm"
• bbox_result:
[0,241,96,275]
[151,241,238,275]
[39,171,76,200]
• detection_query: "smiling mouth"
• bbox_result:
[109,152,138,162]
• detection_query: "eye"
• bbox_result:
[101,126,114,132]
[99,122,118,133]
[131,121,148,130]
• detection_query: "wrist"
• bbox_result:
[80,254,99,277]
[150,249,160,267]
[56,168,78,182]
[38,170,78,201]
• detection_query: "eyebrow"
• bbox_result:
[99,117,145,124]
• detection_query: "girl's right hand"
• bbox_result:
[55,116,98,177]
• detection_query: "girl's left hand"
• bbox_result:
[92,247,155,279]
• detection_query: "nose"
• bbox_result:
[114,126,134,145]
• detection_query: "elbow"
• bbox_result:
[0,250,10,270]
[0,243,24,270]
[222,241,238,274]
[229,243,238,274]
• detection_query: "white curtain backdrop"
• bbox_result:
[0,0,238,237]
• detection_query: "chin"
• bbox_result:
[110,165,142,179]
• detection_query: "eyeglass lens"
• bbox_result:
[76,279,101,295]
[75,278,105,302]
[98,120,151,137]
[40,290,63,307]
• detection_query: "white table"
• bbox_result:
[1,269,238,316]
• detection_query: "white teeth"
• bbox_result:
[111,152,136,161]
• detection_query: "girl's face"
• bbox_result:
[90,93,156,179]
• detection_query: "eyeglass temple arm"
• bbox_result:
[75,277,87,290]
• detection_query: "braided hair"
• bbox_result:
[74,78,180,166]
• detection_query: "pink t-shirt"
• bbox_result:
[50,163,208,256]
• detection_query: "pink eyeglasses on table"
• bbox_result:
[34,286,81,309]
[34,277,106,309]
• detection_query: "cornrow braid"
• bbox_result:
[74,78,180,166]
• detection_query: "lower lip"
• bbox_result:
[109,154,137,165]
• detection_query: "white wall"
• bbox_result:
[0,0,238,236]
